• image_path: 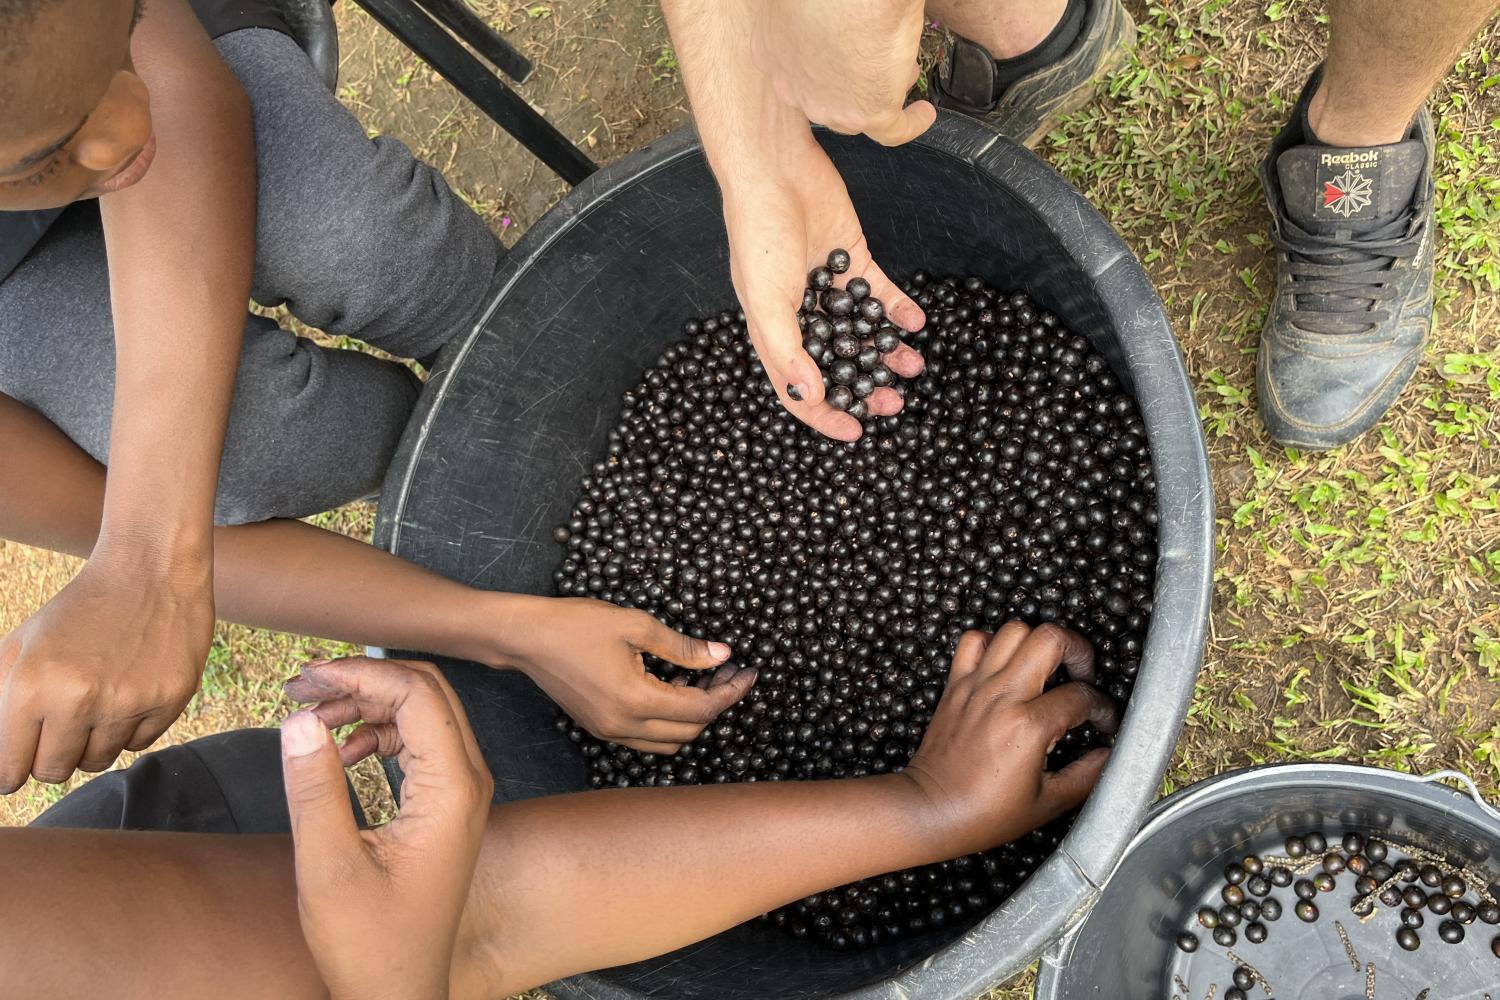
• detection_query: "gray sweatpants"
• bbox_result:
[0,28,500,525]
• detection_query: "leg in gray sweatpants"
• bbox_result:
[0,28,499,525]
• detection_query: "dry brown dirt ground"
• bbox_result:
[2,2,1498,998]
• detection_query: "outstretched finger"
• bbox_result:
[883,342,926,378]
[849,256,926,335]
[631,613,732,672]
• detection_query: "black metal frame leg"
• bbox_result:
[411,0,533,83]
[353,0,596,186]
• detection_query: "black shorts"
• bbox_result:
[29,729,365,833]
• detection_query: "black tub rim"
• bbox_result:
[1031,761,1500,999]
[374,113,1216,999]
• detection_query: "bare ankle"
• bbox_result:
[939,0,1069,59]
[1306,82,1414,147]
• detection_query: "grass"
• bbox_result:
[1,1,1497,997]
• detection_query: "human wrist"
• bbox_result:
[89,525,213,592]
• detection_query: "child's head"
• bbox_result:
[0,0,153,211]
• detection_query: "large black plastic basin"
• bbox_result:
[373,114,1214,1000]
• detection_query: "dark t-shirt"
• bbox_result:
[0,0,293,283]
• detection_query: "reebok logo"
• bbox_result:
[1319,150,1381,169]
[1321,169,1374,218]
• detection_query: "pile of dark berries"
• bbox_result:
[793,248,906,415]
[551,266,1158,949]
[1174,829,1500,987]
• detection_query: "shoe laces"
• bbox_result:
[1271,211,1423,336]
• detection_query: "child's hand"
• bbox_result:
[0,556,212,791]
[492,596,757,754]
[280,657,493,1000]
[900,622,1119,858]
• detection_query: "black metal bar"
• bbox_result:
[354,0,596,186]
[411,0,534,84]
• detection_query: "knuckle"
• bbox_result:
[31,765,74,785]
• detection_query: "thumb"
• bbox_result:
[864,100,937,147]
[281,710,361,865]
[634,614,732,671]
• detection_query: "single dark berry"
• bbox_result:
[1312,872,1336,893]
[1397,926,1421,951]
[1295,879,1317,901]
[1439,919,1465,944]
[826,247,851,273]
[1346,855,1370,876]
[1197,906,1219,929]
[1213,926,1237,947]
[1296,901,1319,923]
[1219,905,1242,928]
[826,384,854,411]
[1224,863,1247,886]
[1246,875,1271,897]
[1379,886,1404,907]
[1492,934,1500,958]
[1404,886,1428,909]
[1239,900,1261,922]
[1224,990,1247,1000]
[786,383,803,401]
[1421,865,1444,887]
[874,328,902,353]
[1222,884,1246,906]
[1285,836,1307,858]
[1365,839,1388,862]
[1322,853,1346,875]
[832,334,862,359]
[1260,897,1283,921]
[1244,921,1267,944]
[1428,893,1453,915]
[846,276,871,301]
[1305,832,1328,854]
[1341,832,1364,856]
[1453,901,1477,924]
[1269,866,1293,887]
[1478,902,1500,924]
[829,359,859,386]
[845,399,869,421]
[1401,906,1425,928]
[1175,931,1199,953]
[1442,875,1467,898]
[552,526,572,543]
[822,287,855,317]
[851,374,876,399]
[1233,967,1255,990]
[1242,855,1265,876]
[808,266,834,290]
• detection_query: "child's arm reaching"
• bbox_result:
[0,392,752,792]
[0,625,1114,999]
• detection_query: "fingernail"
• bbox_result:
[281,710,328,758]
[708,641,731,662]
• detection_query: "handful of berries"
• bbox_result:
[793,247,906,419]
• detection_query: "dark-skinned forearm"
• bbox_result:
[96,0,255,571]
[0,392,508,666]
[0,776,940,999]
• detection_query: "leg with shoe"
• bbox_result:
[929,0,1136,146]
[1257,0,1498,449]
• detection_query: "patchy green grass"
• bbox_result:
[1,0,1497,997]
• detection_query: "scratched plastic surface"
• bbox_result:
[373,115,1214,1000]
[1035,765,1500,999]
